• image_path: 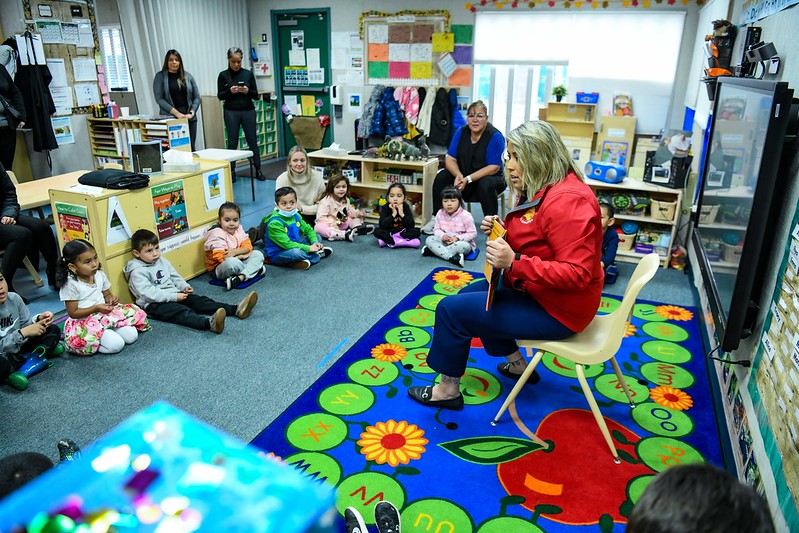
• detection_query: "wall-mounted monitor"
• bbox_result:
[692,77,797,352]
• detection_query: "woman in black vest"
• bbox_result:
[153,50,200,151]
[217,47,264,180]
[426,100,506,229]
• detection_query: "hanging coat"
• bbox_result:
[449,88,466,135]
[14,33,57,152]
[427,88,451,147]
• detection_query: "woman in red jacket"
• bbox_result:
[408,120,604,410]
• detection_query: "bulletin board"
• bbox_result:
[20,0,103,117]
[360,10,451,87]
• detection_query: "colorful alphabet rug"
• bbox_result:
[251,268,723,532]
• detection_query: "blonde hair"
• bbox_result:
[286,145,312,182]
[505,121,582,197]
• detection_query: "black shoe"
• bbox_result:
[408,386,464,410]
[345,229,355,242]
[497,362,540,384]
[421,245,435,257]
[355,224,375,236]
[57,439,81,462]
[374,501,401,533]
[318,246,333,258]
[255,171,267,181]
[46,263,57,287]
[449,253,464,267]
[344,507,368,533]
[225,275,242,291]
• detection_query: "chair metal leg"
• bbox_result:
[491,350,544,425]
[575,364,621,464]
[610,357,636,409]
[249,158,256,201]
[23,258,44,288]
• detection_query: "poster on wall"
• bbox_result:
[54,202,91,243]
[202,168,227,212]
[151,180,189,241]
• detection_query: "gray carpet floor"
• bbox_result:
[1,175,697,462]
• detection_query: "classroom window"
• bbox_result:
[473,64,568,134]
[99,25,131,92]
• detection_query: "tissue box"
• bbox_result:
[163,162,201,173]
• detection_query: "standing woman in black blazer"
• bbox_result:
[0,64,26,171]
[153,49,200,151]
[217,47,264,180]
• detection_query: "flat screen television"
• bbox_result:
[692,77,797,352]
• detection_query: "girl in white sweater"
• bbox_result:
[314,175,374,241]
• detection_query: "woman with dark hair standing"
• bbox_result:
[153,49,200,151]
[0,64,26,171]
[217,47,264,181]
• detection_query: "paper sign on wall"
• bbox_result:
[106,196,133,246]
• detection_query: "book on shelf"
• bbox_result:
[484,218,507,311]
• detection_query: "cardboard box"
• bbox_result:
[596,116,636,169]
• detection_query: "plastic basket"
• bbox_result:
[699,204,720,224]
[651,199,677,222]
[576,92,599,104]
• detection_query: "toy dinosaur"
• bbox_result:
[374,135,430,161]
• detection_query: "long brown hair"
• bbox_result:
[319,174,350,202]
[161,49,185,88]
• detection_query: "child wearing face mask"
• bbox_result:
[204,202,265,290]
[261,187,332,270]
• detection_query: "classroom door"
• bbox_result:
[272,9,333,155]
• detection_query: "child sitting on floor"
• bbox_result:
[0,269,63,390]
[125,229,258,334]
[262,186,332,270]
[374,183,421,248]
[204,202,265,290]
[56,239,149,356]
[600,202,619,284]
[314,174,374,241]
[421,186,476,267]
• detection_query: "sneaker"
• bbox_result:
[247,226,260,244]
[319,246,333,258]
[225,275,242,291]
[345,229,355,242]
[421,218,435,235]
[355,224,375,236]
[289,259,312,270]
[374,501,401,533]
[57,439,81,462]
[449,253,465,268]
[256,265,266,277]
[236,291,258,319]
[421,245,435,257]
[378,239,387,248]
[344,507,368,533]
[209,308,226,334]
[255,170,267,181]
[7,372,29,391]
[49,342,66,358]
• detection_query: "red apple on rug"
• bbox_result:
[497,409,653,526]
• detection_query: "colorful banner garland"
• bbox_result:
[465,0,703,10]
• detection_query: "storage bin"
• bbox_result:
[618,232,635,251]
[699,204,720,224]
[722,242,743,263]
[635,243,654,254]
[651,199,677,222]
[576,92,599,104]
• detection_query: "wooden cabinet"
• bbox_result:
[585,177,683,268]
[87,117,191,170]
[306,150,439,227]
[48,161,232,303]
[200,95,278,160]
[544,102,596,173]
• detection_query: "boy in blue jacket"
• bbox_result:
[600,202,619,284]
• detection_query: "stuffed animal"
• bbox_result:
[374,135,430,161]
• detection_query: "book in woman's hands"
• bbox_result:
[485,218,507,311]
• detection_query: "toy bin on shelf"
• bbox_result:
[651,198,678,222]
[699,204,720,224]
[576,92,600,104]
[618,232,636,251]
[722,242,743,264]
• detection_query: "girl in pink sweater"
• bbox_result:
[314,175,374,241]
[421,186,477,267]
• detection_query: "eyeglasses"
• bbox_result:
[467,113,486,119]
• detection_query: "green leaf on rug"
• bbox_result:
[616,449,638,464]
[622,361,634,372]
[599,513,615,532]
[439,436,545,464]
[630,352,640,361]
[612,429,630,445]
[394,466,421,476]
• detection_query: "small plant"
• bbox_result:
[552,85,568,101]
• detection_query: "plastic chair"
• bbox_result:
[490,253,660,463]
[2,171,44,287]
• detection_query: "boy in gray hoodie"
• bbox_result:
[124,229,257,334]
[0,269,63,390]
